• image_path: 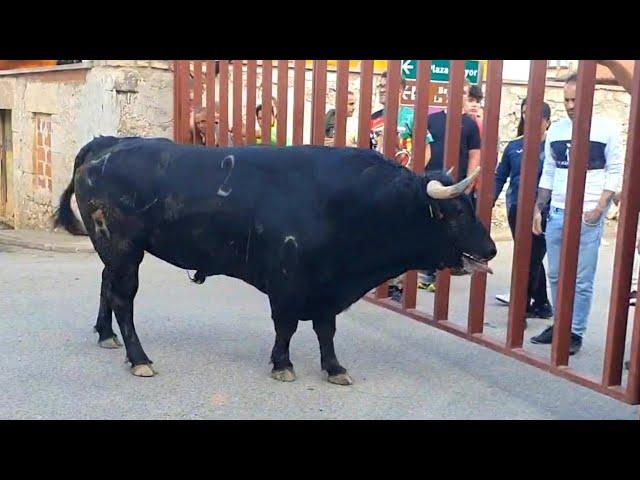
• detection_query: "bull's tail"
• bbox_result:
[53,136,120,236]
[53,181,86,235]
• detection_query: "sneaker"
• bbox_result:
[527,302,554,319]
[530,325,554,344]
[418,281,436,292]
[569,333,582,355]
[630,291,637,307]
[495,293,510,305]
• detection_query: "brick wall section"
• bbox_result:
[32,113,52,194]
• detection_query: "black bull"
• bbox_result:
[55,136,496,384]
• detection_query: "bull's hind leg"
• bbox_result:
[313,314,353,385]
[94,267,122,349]
[104,250,156,377]
[270,315,299,382]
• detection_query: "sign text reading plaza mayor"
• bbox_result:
[399,60,481,110]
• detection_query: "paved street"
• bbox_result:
[0,235,637,419]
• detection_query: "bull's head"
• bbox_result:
[423,167,497,274]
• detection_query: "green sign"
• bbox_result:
[400,60,480,85]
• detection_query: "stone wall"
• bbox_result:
[0,61,173,230]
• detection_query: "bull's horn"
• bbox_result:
[446,166,455,177]
[426,166,481,199]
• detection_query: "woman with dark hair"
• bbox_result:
[494,99,553,321]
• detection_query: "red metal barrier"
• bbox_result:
[173,60,640,406]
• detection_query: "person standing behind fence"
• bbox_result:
[255,97,282,145]
[530,73,623,355]
[494,100,554,323]
[190,105,227,146]
[418,79,482,291]
[324,90,360,147]
[370,71,433,301]
[495,97,537,304]
[370,71,433,167]
[465,84,484,138]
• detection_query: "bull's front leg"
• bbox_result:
[313,314,353,385]
[270,315,299,382]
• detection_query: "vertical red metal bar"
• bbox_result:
[468,60,503,334]
[434,60,465,321]
[276,60,289,146]
[193,61,203,145]
[179,61,192,145]
[410,60,431,175]
[627,267,640,403]
[357,60,374,149]
[232,61,243,146]
[245,60,257,145]
[292,61,306,146]
[333,60,350,147]
[312,60,328,145]
[604,61,640,387]
[551,60,597,367]
[374,60,401,300]
[193,60,203,112]
[402,59,431,311]
[218,60,230,147]
[505,60,547,348]
[261,60,273,145]
[382,60,401,158]
[172,60,179,142]
[173,61,183,143]
[204,60,216,147]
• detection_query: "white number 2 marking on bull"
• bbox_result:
[217,155,235,197]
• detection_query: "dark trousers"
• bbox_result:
[507,204,549,307]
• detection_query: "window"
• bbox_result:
[33,113,52,192]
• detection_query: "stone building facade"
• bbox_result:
[0,60,173,230]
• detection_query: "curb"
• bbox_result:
[0,233,95,254]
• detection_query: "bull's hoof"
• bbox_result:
[327,372,354,385]
[99,336,123,349]
[271,368,296,382]
[131,364,156,377]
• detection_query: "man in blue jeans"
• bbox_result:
[530,73,623,355]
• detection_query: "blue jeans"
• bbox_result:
[545,206,605,338]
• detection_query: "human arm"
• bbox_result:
[597,60,634,94]
[493,145,512,205]
[532,136,556,234]
[584,120,624,223]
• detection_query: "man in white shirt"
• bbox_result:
[530,73,623,355]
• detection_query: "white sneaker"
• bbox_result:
[495,293,510,305]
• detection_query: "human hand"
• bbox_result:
[583,207,603,225]
[532,208,543,235]
[613,191,622,206]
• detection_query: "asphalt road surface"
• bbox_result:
[1,241,637,419]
